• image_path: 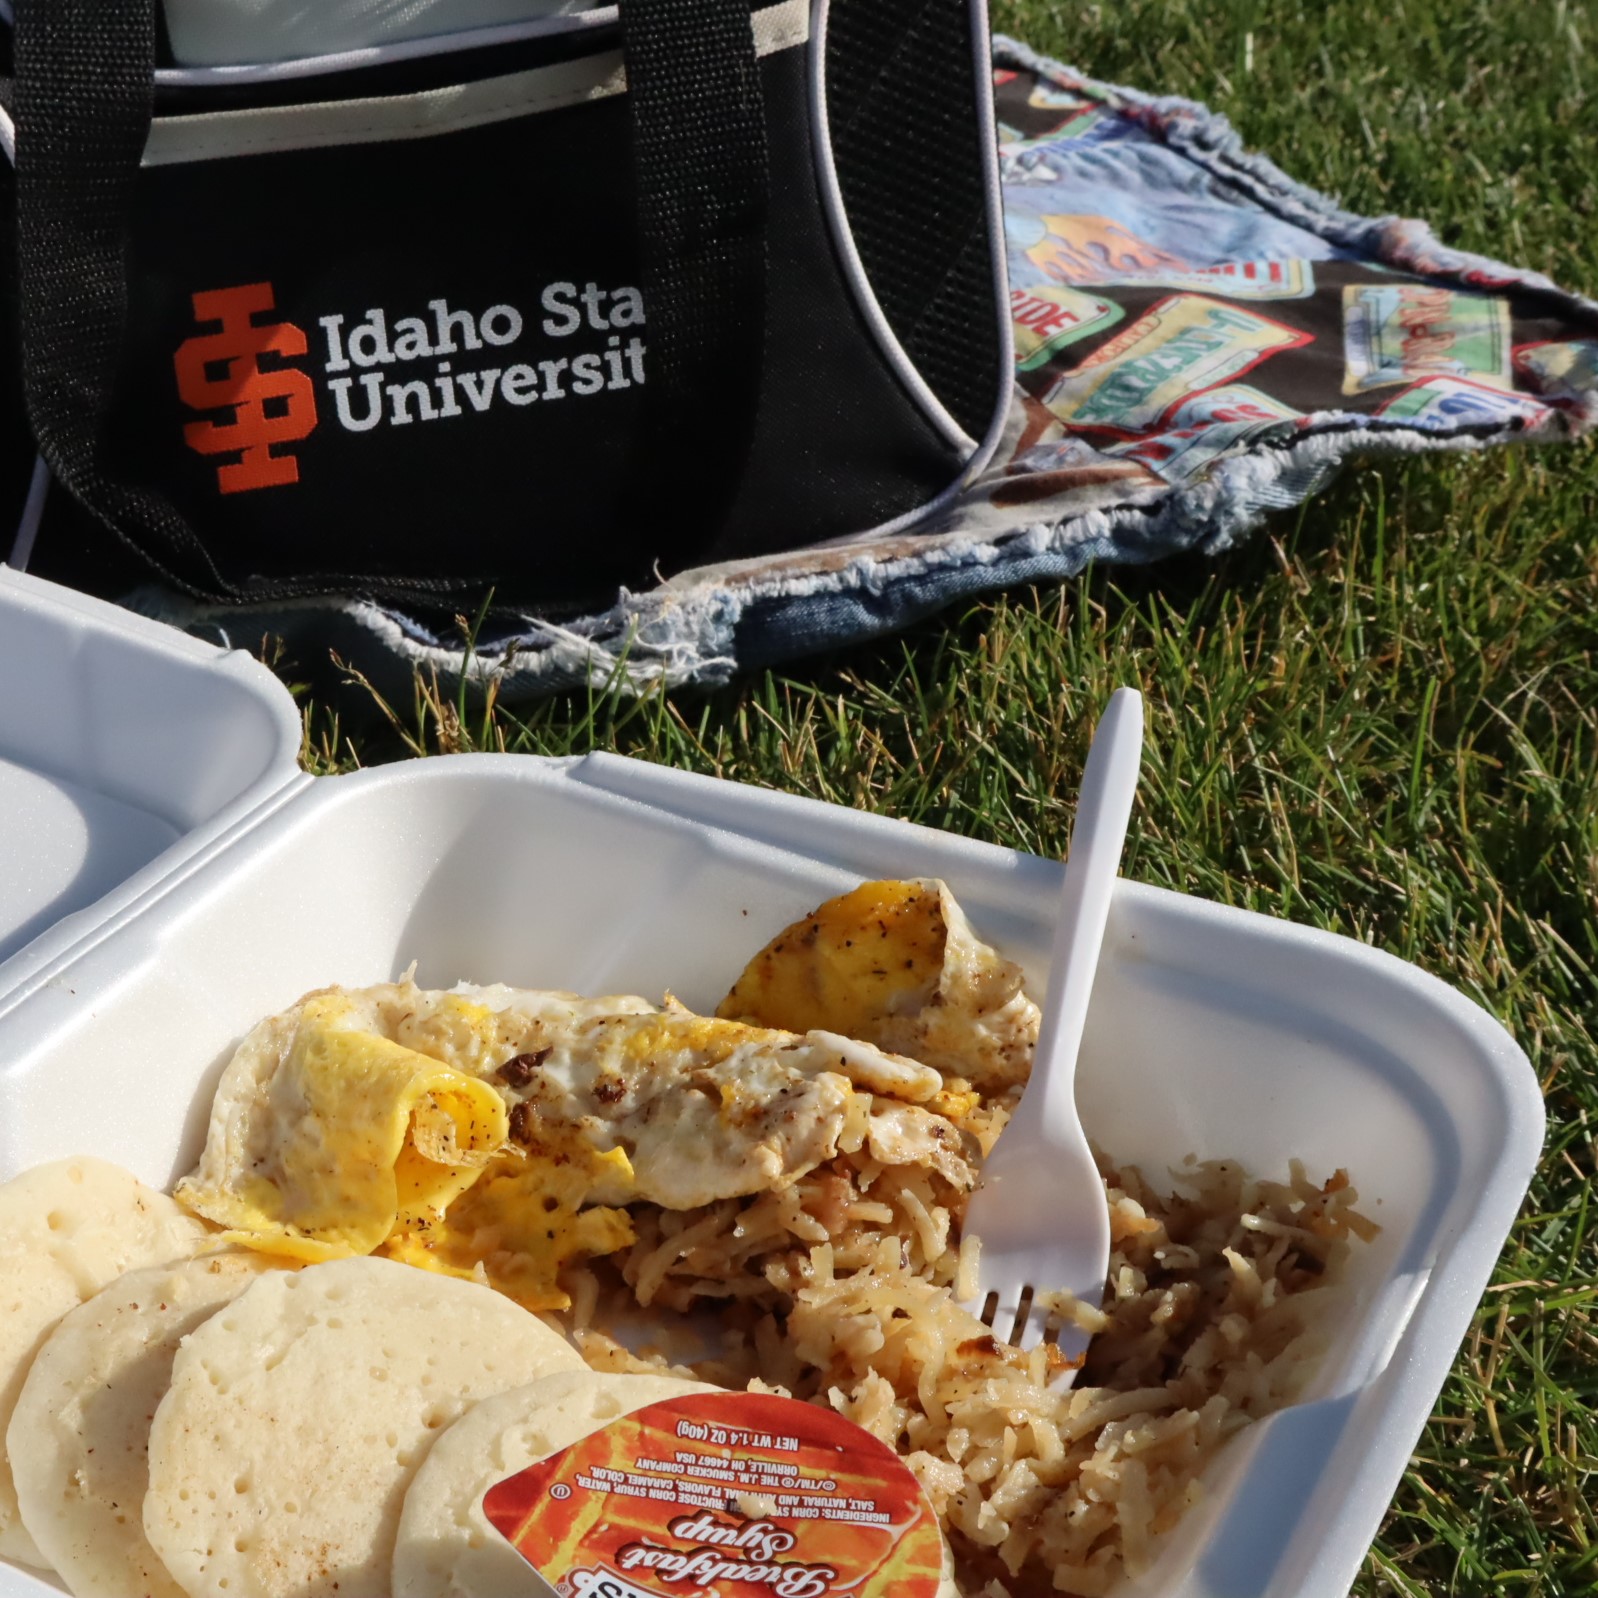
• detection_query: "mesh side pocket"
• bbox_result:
[825,0,1002,442]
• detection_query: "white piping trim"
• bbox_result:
[808,0,974,457]
[965,0,1016,485]
[7,458,50,573]
[0,101,13,165]
[143,0,810,167]
[155,8,620,87]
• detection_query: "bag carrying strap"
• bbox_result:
[13,0,235,596]
[10,0,771,601]
[619,0,769,556]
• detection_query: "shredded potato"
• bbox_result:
[561,1144,1369,1595]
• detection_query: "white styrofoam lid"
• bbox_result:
[0,566,304,980]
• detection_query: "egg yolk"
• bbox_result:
[717,880,946,1039]
[384,1145,636,1312]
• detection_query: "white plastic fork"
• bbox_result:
[961,686,1144,1368]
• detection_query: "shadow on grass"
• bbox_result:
[295,448,1383,770]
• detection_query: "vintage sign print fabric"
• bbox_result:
[106,39,1598,693]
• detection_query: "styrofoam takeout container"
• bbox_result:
[0,569,1543,1598]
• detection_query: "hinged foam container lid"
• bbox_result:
[0,565,305,994]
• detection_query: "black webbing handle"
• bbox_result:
[12,0,232,596]
[618,0,770,558]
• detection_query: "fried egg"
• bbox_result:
[177,991,509,1262]
[717,878,1040,1091]
[177,975,964,1311]
[383,1145,637,1312]
[492,1003,941,1210]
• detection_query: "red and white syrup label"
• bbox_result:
[481,1390,944,1598]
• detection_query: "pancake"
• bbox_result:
[0,1157,214,1567]
[142,1255,585,1598]
[9,1252,283,1597]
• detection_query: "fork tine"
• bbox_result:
[1007,1285,1035,1348]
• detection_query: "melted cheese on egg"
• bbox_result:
[492,1008,941,1211]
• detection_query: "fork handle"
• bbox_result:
[1024,687,1144,1139]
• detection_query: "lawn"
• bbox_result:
[296,3,1598,1593]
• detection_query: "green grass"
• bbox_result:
[289,4,1598,1593]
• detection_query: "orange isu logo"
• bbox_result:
[173,283,318,493]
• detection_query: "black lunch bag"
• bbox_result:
[0,0,1009,615]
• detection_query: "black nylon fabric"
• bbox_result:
[826,0,1000,441]
[12,0,779,601]
[619,0,769,559]
[704,38,960,565]
[12,0,222,593]
[1,93,29,539]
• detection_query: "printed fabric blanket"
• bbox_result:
[136,37,1598,697]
